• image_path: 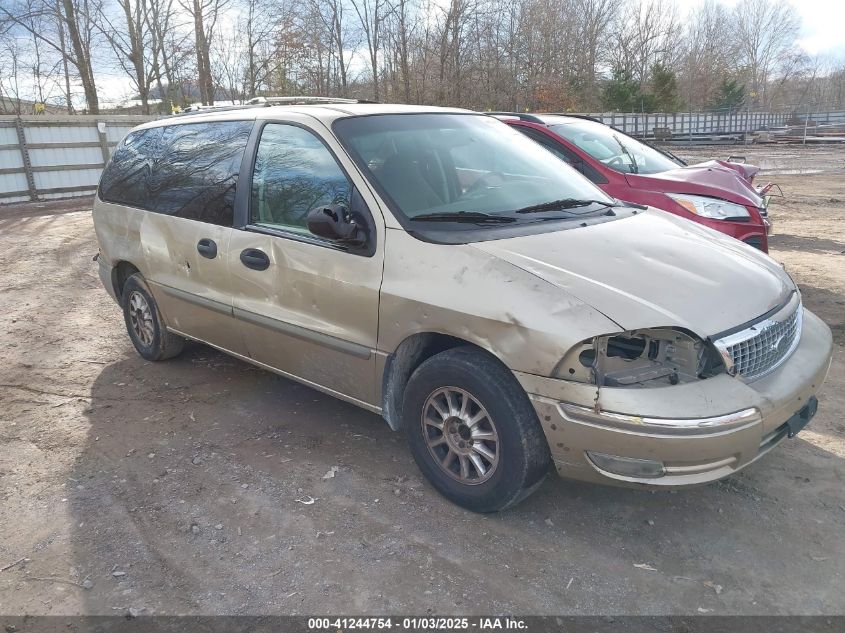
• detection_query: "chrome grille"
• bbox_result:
[715,300,802,381]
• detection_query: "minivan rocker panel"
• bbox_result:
[93,104,832,511]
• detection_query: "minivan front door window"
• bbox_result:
[250,124,351,236]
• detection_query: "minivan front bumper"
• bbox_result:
[515,308,833,487]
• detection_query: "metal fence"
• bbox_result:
[580,111,791,139]
[0,115,153,204]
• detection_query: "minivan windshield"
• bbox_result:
[549,118,682,175]
[333,114,616,225]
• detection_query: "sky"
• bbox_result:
[675,0,845,60]
[787,0,845,58]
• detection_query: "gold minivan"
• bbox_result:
[93,100,833,512]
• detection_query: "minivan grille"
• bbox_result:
[716,301,802,381]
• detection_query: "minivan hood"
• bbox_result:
[472,211,793,337]
[626,162,763,207]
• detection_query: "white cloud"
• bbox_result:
[790,0,845,57]
[672,0,845,59]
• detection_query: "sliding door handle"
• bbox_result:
[197,238,217,259]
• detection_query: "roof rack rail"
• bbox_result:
[168,103,264,117]
[166,96,378,118]
[246,96,377,106]
[485,111,546,124]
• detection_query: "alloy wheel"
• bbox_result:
[421,386,500,484]
[128,290,155,347]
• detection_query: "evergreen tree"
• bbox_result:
[716,78,746,110]
[602,69,641,111]
[651,63,679,112]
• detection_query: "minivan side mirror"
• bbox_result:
[306,204,364,245]
[305,188,375,254]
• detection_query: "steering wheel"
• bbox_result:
[607,155,626,169]
[465,172,504,196]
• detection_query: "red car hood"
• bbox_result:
[710,159,760,183]
[625,162,764,207]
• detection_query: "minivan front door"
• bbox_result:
[228,119,385,408]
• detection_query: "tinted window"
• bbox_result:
[250,124,351,234]
[99,121,253,226]
[98,127,163,210]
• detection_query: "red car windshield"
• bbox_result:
[550,119,681,175]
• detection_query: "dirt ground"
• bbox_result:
[0,144,843,616]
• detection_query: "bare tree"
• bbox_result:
[575,0,620,109]
[681,0,734,109]
[0,32,24,113]
[144,0,192,110]
[53,0,74,112]
[1,0,101,111]
[179,0,230,104]
[609,0,678,86]
[1,0,841,116]
[350,0,388,100]
[95,0,158,112]
[732,0,800,108]
[242,0,288,98]
[382,0,414,102]
[307,0,355,96]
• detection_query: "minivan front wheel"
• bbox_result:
[121,274,185,361]
[421,387,500,484]
[403,347,551,512]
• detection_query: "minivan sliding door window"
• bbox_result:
[99,121,253,226]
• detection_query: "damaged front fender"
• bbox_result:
[378,228,620,378]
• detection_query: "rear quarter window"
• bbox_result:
[99,120,253,226]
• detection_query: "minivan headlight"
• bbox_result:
[666,193,750,220]
[556,328,725,388]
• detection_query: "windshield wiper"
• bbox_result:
[613,134,639,174]
[513,198,618,215]
[410,211,516,224]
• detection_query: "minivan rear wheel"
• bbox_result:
[121,273,185,361]
[403,347,551,512]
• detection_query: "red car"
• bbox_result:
[494,113,773,252]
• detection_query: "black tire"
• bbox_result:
[121,273,185,361]
[403,346,551,512]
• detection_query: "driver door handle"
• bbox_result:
[197,238,217,259]
[240,248,270,271]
